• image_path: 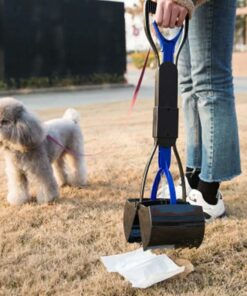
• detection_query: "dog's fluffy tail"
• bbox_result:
[63,108,80,124]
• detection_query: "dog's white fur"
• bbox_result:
[0,97,87,205]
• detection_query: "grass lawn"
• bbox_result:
[0,95,246,296]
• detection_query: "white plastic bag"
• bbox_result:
[101,248,155,272]
[119,255,184,288]
[101,248,184,288]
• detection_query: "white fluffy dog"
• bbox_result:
[0,97,87,205]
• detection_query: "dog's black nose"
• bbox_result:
[0,120,11,126]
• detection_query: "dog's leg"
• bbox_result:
[65,154,87,188]
[53,157,68,187]
[65,130,87,188]
[29,156,59,204]
[5,156,30,205]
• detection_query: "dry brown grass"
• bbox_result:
[0,95,246,296]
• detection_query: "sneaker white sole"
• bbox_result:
[204,211,227,223]
[187,189,226,223]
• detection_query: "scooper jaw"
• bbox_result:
[139,203,205,250]
[123,0,205,250]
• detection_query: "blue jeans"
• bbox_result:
[178,0,241,182]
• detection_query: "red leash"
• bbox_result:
[47,135,88,157]
[129,49,150,113]
[47,52,150,156]
[47,135,105,158]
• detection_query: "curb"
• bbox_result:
[0,83,134,97]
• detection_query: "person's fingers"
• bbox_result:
[176,8,188,27]
[162,1,172,28]
[155,1,164,26]
[169,5,180,28]
[155,0,188,28]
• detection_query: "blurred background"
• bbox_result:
[123,0,247,77]
[0,0,126,90]
[0,0,246,91]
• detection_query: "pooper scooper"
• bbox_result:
[123,0,205,250]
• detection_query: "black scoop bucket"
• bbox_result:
[138,202,204,250]
[124,198,205,250]
[123,0,205,250]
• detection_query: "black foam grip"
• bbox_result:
[153,62,179,146]
[153,107,179,147]
[155,62,178,108]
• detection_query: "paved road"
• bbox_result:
[9,68,247,111]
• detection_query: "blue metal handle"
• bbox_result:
[152,21,183,63]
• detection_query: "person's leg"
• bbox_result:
[178,0,241,218]
[188,0,241,184]
[178,40,202,189]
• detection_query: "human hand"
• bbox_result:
[155,0,188,28]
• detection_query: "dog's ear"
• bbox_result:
[13,109,45,149]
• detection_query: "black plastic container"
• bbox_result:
[124,198,205,250]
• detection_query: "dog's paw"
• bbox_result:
[68,179,87,189]
[7,192,30,205]
[36,194,59,204]
[56,180,68,188]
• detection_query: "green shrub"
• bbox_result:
[20,77,50,89]
[0,73,125,91]
[0,80,8,90]
[90,73,125,84]
[129,51,157,69]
